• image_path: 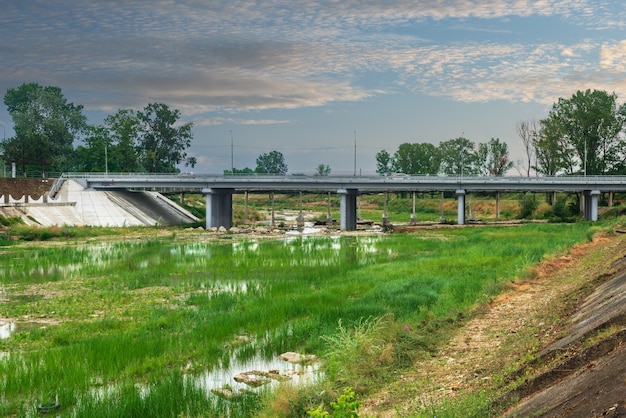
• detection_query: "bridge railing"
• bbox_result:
[62,172,626,182]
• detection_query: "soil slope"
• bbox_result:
[364,229,626,417]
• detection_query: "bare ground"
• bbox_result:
[363,229,626,417]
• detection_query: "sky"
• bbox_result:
[1,1,626,176]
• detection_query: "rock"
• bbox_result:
[217,226,228,233]
[211,387,234,399]
[279,352,318,364]
[233,370,290,387]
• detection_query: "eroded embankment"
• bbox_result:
[502,244,626,417]
[363,229,626,417]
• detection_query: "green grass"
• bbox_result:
[0,222,604,416]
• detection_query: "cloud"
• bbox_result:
[2,0,626,119]
[600,41,626,73]
[194,117,291,126]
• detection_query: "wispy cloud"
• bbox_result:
[1,0,626,117]
[195,117,291,126]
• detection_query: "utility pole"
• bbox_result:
[353,130,357,176]
[229,130,234,175]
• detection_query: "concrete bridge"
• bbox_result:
[64,173,626,230]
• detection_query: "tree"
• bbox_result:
[2,82,87,176]
[438,137,477,176]
[315,164,331,176]
[517,120,538,176]
[104,109,142,172]
[540,89,626,175]
[534,116,574,176]
[73,125,111,172]
[375,150,394,175]
[255,150,287,174]
[475,138,513,176]
[224,167,254,175]
[393,143,441,175]
[136,103,194,173]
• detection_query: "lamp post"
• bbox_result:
[0,124,5,177]
[229,130,234,175]
[353,130,357,176]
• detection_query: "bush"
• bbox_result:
[0,215,24,226]
[518,193,538,219]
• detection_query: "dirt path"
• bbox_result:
[362,230,626,417]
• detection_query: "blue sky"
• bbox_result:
[1,1,626,175]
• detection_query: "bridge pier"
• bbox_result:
[338,188,358,231]
[583,190,600,221]
[203,188,234,229]
[456,189,466,225]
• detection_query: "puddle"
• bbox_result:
[193,353,321,395]
[200,280,261,295]
[0,322,15,339]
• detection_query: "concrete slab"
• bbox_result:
[0,180,199,227]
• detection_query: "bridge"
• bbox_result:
[63,173,626,230]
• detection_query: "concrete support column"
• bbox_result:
[495,192,500,220]
[203,188,234,229]
[382,191,390,227]
[338,188,358,231]
[584,190,601,221]
[410,191,418,225]
[244,191,249,223]
[579,192,585,215]
[456,189,466,225]
[439,191,445,223]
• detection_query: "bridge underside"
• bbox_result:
[203,188,603,230]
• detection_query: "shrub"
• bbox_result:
[518,193,538,219]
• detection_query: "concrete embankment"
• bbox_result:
[0,178,199,227]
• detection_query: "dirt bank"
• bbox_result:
[0,178,53,198]
[363,228,626,417]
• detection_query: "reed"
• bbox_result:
[0,222,603,416]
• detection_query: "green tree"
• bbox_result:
[104,109,141,172]
[439,137,477,176]
[136,103,194,173]
[73,125,111,172]
[375,149,394,175]
[315,164,331,176]
[2,82,87,176]
[255,150,287,174]
[475,138,513,176]
[393,143,441,175]
[540,89,626,175]
[224,167,254,175]
[534,117,573,176]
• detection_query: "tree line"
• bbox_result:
[379,89,626,177]
[1,83,195,176]
[3,83,626,178]
[375,137,513,176]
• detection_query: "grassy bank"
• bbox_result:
[0,222,610,416]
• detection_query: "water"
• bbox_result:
[0,322,15,339]
[193,352,321,395]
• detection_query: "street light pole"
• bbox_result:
[0,124,4,177]
[229,130,234,175]
[353,130,357,176]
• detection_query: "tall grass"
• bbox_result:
[0,222,603,416]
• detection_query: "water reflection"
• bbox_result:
[0,322,15,339]
[193,353,321,394]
